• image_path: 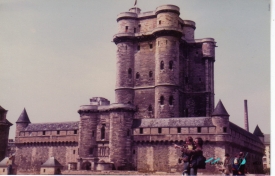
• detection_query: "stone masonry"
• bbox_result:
[13,4,265,175]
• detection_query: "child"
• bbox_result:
[181,137,195,175]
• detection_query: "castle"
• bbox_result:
[13,4,265,174]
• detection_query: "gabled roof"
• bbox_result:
[16,108,31,123]
[212,100,229,116]
[253,125,264,137]
[24,121,79,131]
[41,157,63,168]
[132,117,214,128]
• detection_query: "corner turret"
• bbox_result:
[211,100,230,141]
[253,125,264,143]
[15,108,31,139]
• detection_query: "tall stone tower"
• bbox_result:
[113,5,216,118]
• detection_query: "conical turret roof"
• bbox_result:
[41,157,63,168]
[0,106,7,112]
[212,100,229,116]
[253,125,264,137]
[16,108,31,123]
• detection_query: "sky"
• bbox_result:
[0,0,271,139]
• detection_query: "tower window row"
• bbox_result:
[128,68,154,79]
[160,61,174,70]
[160,95,174,105]
[137,44,153,50]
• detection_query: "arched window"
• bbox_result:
[169,96,173,105]
[160,61,164,70]
[160,96,164,105]
[149,71,153,78]
[169,61,173,70]
[136,72,140,79]
[148,105,153,111]
[128,68,132,79]
[101,125,105,140]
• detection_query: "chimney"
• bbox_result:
[244,100,249,131]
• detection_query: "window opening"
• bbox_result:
[101,125,105,140]
[158,128,162,134]
[128,68,132,79]
[160,96,164,105]
[150,44,153,49]
[133,150,136,154]
[149,71,153,78]
[185,77,189,83]
[140,128,143,134]
[160,61,164,70]
[134,28,136,33]
[223,127,227,133]
[169,61,173,70]
[92,130,94,137]
[137,45,140,51]
[74,130,77,134]
[159,20,161,25]
[197,127,201,133]
[73,150,75,154]
[177,127,181,133]
[148,105,153,112]
[136,72,140,79]
[57,130,60,135]
[169,96,173,105]
[125,26,128,32]
[166,40,167,45]
[89,147,94,155]
[43,131,46,135]
[126,45,127,50]
[44,169,46,173]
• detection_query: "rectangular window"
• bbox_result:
[150,44,153,49]
[44,169,46,173]
[158,128,162,134]
[125,26,128,32]
[3,169,5,172]
[223,127,227,133]
[57,130,60,135]
[139,128,143,134]
[43,131,46,135]
[197,127,201,133]
[137,45,140,51]
[73,150,75,154]
[74,130,77,134]
[177,127,181,133]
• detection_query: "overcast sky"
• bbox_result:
[0,0,271,138]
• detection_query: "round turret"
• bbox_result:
[155,5,180,28]
[202,38,216,58]
[182,20,196,40]
[129,7,141,14]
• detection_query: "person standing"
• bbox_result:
[223,153,231,176]
[175,137,204,176]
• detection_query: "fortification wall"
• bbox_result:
[15,144,78,172]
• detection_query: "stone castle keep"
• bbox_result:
[13,4,265,174]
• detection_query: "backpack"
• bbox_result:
[190,154,206,169]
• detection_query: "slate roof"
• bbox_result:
[16,108,31,123]
[132,117,214,128]
[24,121,79,131]
[253,125,264,137]
[212,100,229,116]
[41,157,63,168]
[229,122,262,143]
[264,134,270,144]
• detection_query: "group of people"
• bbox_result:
[174,137,204,176]
[223,152,247,176]
[174,136,247,176]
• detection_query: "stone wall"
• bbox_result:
[0,125,10,161]
[15,144,78,172]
